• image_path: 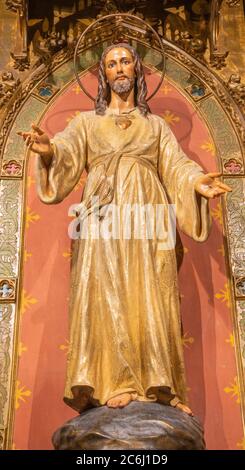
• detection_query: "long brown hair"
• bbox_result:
[95,43,151,117]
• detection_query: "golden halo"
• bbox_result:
[74,13,166,102]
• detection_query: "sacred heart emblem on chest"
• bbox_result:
[115,116,133,130]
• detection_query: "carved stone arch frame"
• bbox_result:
[0,38,244,449]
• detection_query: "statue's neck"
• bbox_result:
[109,88,135,114]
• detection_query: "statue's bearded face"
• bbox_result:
[104,47,135,95]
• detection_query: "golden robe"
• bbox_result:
[36,107,211,412]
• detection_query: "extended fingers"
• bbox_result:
[17,131,31,141]
[214,180,232,192]
[26,134,39,149]
[196,173,232,198]
[199,185,225,199]
[31,123,44,135]
[204,173,232,193]
[210,187,226,198]
[17,131,34,141]
[26,135,34,148]
[17,128,42,141]
[22,132,39,145]
[206,172,222,178]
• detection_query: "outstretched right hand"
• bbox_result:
[17,123,53,158]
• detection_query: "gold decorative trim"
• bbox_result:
[0,426,4,450]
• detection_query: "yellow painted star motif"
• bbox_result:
[66,110,80,123]
[215,282,231,308]
[182,332,194,349]
[217,245,225,257]
[160,84,172,95]
[18,342,27,357]
[226,333,235,348]
[237,437,245,450]
[211,203,223,226]
[59,339,70,355]
[224,376,240,404]
[15,380,31,410]
[72,84,82,95]
[25,206,40,229]
[162,110,180,126]
[12,443,19,450]
[200,140,216,156]
[20,289,38,315]
[24,249,32,262]
[27,176,35,188]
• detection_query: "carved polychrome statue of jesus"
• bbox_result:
[18,43,231,416]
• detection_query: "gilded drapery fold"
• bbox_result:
[158,120,211,242]
[35,108,211,412]
[36,114,87,204]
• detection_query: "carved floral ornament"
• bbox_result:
[235,277,245,298]
[31,81,60,103]
[227,74,245,112]
[5,0,24,12]
[0,71,20,108]
[1,4,245,116]
[0,279,16,301]
[2,1,231,73]
[223,158,243,175]
[1,160,23,177]
[226,0,241,6]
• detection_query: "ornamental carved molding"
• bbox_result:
[226,178,245,278]
[227,74,245,114]
[0,2,241,74]
[0,180,20,277]
[0,427,4,450]
[226,0,241,6]
[5,0,24,12]
[1,1,245,117]
[0,72,20,109]
[0,304,14,442]
[0,35,244,172]
[163,44,245,142]
[237,301,245,368]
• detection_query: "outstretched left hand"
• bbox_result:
[194,172,232,199]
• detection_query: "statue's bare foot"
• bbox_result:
[176,402,193,416]
[107,393,134,408]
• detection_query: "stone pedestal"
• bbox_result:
[52,402,205,450]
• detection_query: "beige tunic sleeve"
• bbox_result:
[36,113,87,204]
[158,118,211,242]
